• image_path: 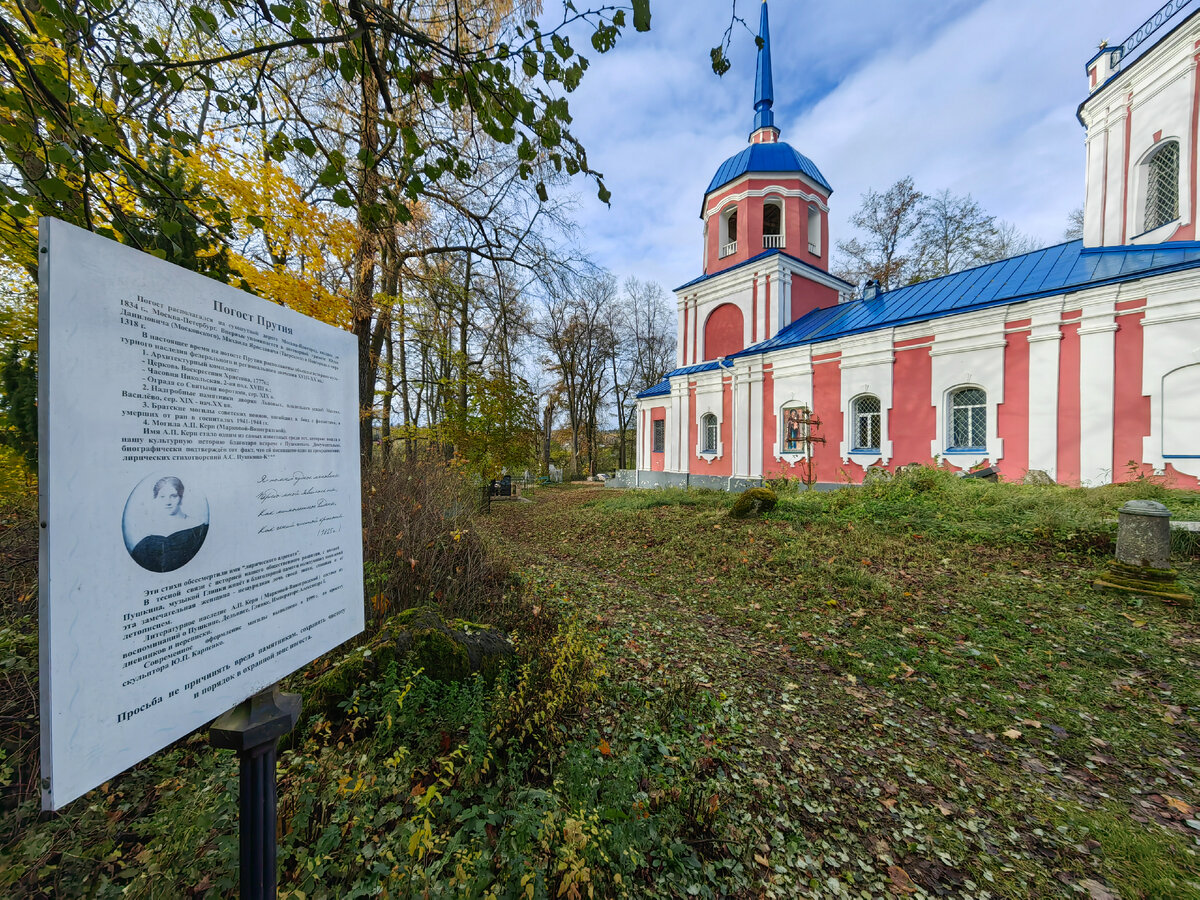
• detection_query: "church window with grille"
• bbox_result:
[851,395,881,452]
[652,419,665,453]
[1143,140,1180,233]
[948,388,987,451]
[701,414,718,453]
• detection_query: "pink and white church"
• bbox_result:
[629,1,1200,490]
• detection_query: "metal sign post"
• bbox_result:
[210,685,302,900]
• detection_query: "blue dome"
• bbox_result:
[705,142,832,197]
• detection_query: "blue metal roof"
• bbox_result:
[733,239,1200,357]
[636,361,723,399]
[675,248,854,292]
[705,142,832,198]
[669,361,723,378]
[637,379,671,399]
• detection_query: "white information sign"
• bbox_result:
[38,218,364,810]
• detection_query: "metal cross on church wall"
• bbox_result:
[797,407,825,488]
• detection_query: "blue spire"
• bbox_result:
[752,0,775,134]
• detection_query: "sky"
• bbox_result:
[559,0,1159,293]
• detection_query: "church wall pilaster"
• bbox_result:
[1026,309,1064,479]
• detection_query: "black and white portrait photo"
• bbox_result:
[122,475,210,573]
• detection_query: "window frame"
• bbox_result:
[762,197,784,248]
[1141,139,1181,235]
[652,418,665,454]
[1161,362,1200,459]
[946,387,988,452]
[719,206,739,257]
[700,413,718,454]
[850,394,882,453]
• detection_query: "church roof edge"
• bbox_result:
[1077,4,1200,125]
[675,247,854,293]
[733,238,1200,359]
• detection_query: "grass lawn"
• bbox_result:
[484,473,1200,898]
[4,471,1199,898]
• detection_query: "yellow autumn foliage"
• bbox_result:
[182,145,358,327]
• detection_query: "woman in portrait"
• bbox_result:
[129,476,209,572]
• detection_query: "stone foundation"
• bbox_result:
[606,470,845,493]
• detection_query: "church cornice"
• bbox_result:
[675,249,853,298]
[1078,8,1200,125]
[703,180,830,219]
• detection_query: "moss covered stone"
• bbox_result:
[307,644,386,719]
[410,626,471,681]
[1095,560,1193,605]
[305,605,514,719]
[730,487,777,519]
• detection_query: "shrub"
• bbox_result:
[730,486,777,518]
[361,455,511,627]
[0,490,37,812]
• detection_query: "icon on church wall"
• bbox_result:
[784,406,806,451]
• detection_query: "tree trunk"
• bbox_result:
[379,240,398,469]
[457,250,472,456]
[353,64,381,470]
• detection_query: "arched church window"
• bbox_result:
[763,200,782,248]
[807,205,821,256]
[948,388,987,451]
[1143,140,1180,233]
[701,413,718,453]
[782,405,809,453]
[720,207,738,257]
[851,395,881,452]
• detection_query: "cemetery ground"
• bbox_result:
[0,468,1196,897]
[480,475,1200,899]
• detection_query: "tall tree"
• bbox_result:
[0,0,654,465]
[0,1,237,279]
[1063,205,1085,241]
[838,178,1048,293]
[915,190,997,280]
[985,220,1041,261]
[835,176,925,291]
[606,275,671,468]
[0,269,34,470]
[539,270,613,478]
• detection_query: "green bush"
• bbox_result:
[729,486,777,519]
[362,456,512,626]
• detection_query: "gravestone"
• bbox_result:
[963,465,999,482]
[1095,500,1191,604]
[1116,500,1172,569]
[863,465,892,484]
[1022,469,1055,485]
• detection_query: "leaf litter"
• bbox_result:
[484,481,1200,898]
